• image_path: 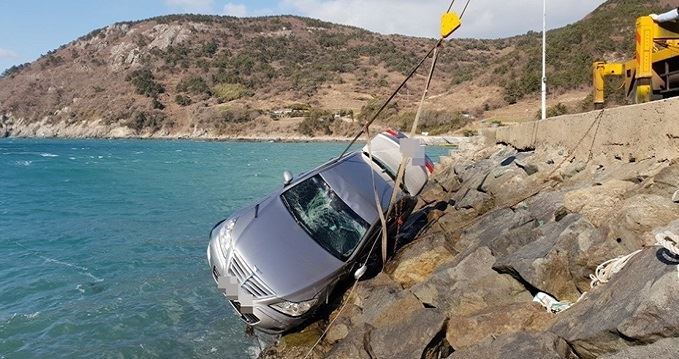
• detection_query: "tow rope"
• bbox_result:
[534,231,679,314]
[590,231,679,288]
[302,2,470,357]
[336,0,469,161]
[383,45,440,262]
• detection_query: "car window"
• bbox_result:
[281,175,369,261]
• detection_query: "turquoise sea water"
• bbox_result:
[0,138,450,358]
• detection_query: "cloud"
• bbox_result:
[166,0,214,13]
[279,0,606,39]
[223,3,247,17]
[0,48,19,59]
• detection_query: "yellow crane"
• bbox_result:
[593,8,679,107]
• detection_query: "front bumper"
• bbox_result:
[206,238,306,333]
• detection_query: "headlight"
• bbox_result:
[270,298,318,317]
[216,218,236,255]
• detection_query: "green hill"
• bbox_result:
[0,0,676,138]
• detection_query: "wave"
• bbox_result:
[40,256,104,282]
[13,241,104,283]
[15,160,32,166]
[2,311,41,323]
[39,153,59,157]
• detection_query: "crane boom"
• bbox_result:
[593,8,679,107]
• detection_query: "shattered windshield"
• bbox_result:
[281,175,369,261]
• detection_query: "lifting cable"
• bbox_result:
[336,0,471,160]
[336,40,442,160]
[302,1,472,357]
[383,46,440,261]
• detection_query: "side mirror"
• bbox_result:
[354,265,367,280]
[283,170,293,186]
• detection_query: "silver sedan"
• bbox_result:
[207,130,432,333]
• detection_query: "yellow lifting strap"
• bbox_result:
[441,11,462,39]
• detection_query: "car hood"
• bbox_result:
[320,153,393,225]
[232,195,345,300]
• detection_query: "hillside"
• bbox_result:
[0,0,677,139]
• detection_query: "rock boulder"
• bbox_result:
[447,332,577,359]
[550,248,679,358]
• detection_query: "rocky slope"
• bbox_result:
[259,134,679,358]
[1,0,677,139]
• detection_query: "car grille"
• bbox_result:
[230,300,260,324]
[212,265,220,282]
[228,250,275,299]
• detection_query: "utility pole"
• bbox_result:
[541,0,547,120]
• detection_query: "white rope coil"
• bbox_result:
[589,249,643,288]
[589,231,679,288]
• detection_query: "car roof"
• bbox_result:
[319,152,393,224]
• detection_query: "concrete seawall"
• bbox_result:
[492,98,679,161]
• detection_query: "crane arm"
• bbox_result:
[593,62,624,107]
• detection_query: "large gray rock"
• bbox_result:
[550,248,679,358]
[478,166,532,204]
[446,302,555,350]
[367,307,447,359]
[339,273,450,359]
[432,163,462,193]
[351,273,413,325]
[387,229,455,288]
[323,302,371,359]
[454,189,493,212]
[599,337,679,358]
[606,194,679,247]
[410,246,532,317]
[494,214,603,300]
[447,332,577,359]
[647,160,679,198]
[419,181,450,204]
[563,180,636,226]
[518,190,566,224]
[325,323,370,359]
[450,147,520,211]
[449,207,537,257]
[515,158,539,175]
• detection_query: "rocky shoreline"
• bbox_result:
[259,139,679,358]
[0,117,471,146]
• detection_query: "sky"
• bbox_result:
[0,0,607,73]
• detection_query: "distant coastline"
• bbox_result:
[1,119,472,146]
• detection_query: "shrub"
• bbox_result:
[219,107,260,123]
[202,41,218,56]
[288,103,311,111]
[358,99,399,122]
[463,129,477,137]
[175,94,192,106]
[196,107,262,134]
[297,109,335,137]
[126,68,165,97]
[152,97,165,110]
[126,111,167,133]
[490,120,505,127]
[545,103,569,118]
[1,63,29,78]
[176,76,211,95]
[212,83,249,102]
[394,110,471,135]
